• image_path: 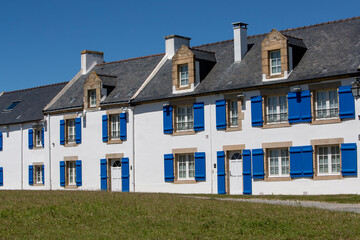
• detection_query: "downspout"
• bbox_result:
[20,124,24,190]
[47,114,52,190]
[208,98,214,194]
[131,105,135,192]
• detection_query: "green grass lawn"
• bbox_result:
[0,191,360,239]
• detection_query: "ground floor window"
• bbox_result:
[177,154,195,180]
[67,161,76,185]
[268,148,290,177]
[35,165,43,184]
[317,145,340,175]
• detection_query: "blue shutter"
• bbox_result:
[60,161,65,186]
[300,90,312,122]
[193,102,204,131]
[216,100,227,130]
[164,154,174,182]
[217,151,226,194]
[163,106,173,134]
[121,157,130,192]
[0,132,2,151]
[28,129,33,149]
[75,118,82,144]
[102,115,108,142]
[242,149,252,195]
[29,165,33,185]
[120,113,127,140]
[251,96,263,127]
[252,149,264,179]
[60,120,65,145]
[288,92,301,123]
[76,160,82,186]
[290,146,302,177]
[42,165,44,184]
[41,127,44,148]
[339,86,355,119]
[302,146,314,177]
[195,152,206,181]
[100,159,108,190]
[341,143,357,176]
[0,167,3,186]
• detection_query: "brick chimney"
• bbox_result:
[81,50,104,74]
[164,35,191,59]
[233,22,248,62]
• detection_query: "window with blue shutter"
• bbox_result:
[242,149,252,195]
[288,91,312,123]
[121,157,130,192]
[29,165,33,185]
[0,167,3,186]
[75,118,82,144]
[300,91,312,122]
[120,113,127,140]
[102,115,108,142]
[341,143,357,176]
[290,146,313,178]
[302,146,314,177]
[217,151,226,194]
[42,165,44,184]
[0,132,2,151]
[100,159,107,190]
[251,96,263,127]
[194,152,206,181]
[164,154,174,182]
[76,160,82,186]
[163,106,173,134]
[216,100,227,130]
[60,161,65,186]
[193,102,204,131]
[339,86,355,119]
[28,129,33,149]
[41,127,44,148]
[60,120,65,145]
[252,149,264,179]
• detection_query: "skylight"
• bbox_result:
[4,101,21,111]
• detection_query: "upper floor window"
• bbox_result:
[67,119,76,144]
[268,148,290,177]
[270,50,281,75]
[176,105,193,131]
[35,129,42,148]
[229,100,238,127]
[317,145,340,175]
[88,89,97,107]
[110,114,120,140]
[266,95,288,124]
[315,90,338,119]
[179,65,189,87]
[177,154,195,180]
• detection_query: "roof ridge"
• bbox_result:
[3,81,68,95]
[97,53,165,66]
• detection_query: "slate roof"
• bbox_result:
[133,17,360,103]
[0,82,67,125]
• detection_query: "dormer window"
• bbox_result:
[88,89,97,107]
[270,50,281,75]
[179,65,189,87]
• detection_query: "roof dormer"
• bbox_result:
[83,71,102,110]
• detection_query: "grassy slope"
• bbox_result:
[0,191,360,239]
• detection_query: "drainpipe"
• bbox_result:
[131,106,135,192]
[208,98,214,194]
[47,114,52,190]
[20,124,24,190]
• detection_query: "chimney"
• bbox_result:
[81,50,104,74]
[164,35,191,59]
[233,22,248,62]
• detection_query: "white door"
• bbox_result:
[111,160,122,192]
[229,151,243,195]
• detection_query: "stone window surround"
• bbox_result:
[172,147,198,184]
[106,109,123,144]
[223,93,244,132]
[32,127,44,150]
[64,156,78,189]
[172,46,195,91]
[63,114,78,147]
[83,71,102,110]
[170,98,196,136]
[32,162,44,186]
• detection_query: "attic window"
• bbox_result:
[4,101,21,111]
[270,50,281,75]
[179,64,189,87]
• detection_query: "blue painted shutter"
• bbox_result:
[41,127,44,148]
[251,96,263,127]
[100,159,107,190]
[75,118,82,144]
[120,113,127,140]
[339,86,355,119]
[42,165,44,184]
[252,149,264,179]
[121,158,130,192]
[29,165,33,185]
[28,129,33,149]
[195,152,206,181]
[302,146,313,177]
[164,154,174,182]
[288,92,301,123]
[0,167,3,186]
[60,120,65,145]
[76,160,82,186]
[102,115,108,142]
[217,151,226,194]
[300,90,312,122]
[341,143,357,176]
[242,149,252,195]
[163,106,173,134]
[216,100,227,130]
[193,102,204,131]
[0,132,2,151]
[60,161,65,186]
[290,146,302,177]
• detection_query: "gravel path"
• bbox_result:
[186,196,360,214]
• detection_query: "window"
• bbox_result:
[67,119,76,143]
[270,50,281,75]
[179,65,189,87]
[35,129,42,147]
[266,95,288,123]
[268,148,290,177]
[176,105,193,131]
[4,101,21,112]
[110,114,120,140]
[315,90,338,119]
[317,145,340,175]
[229,100,238,127]
[35,165,43,184]
[88,89,97,107]
[67,161,76,185]
[177,154,195,180]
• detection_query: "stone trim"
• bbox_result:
[172,148,198,154]
[83,71,102,110]
[64,156,78,161]
[224,98,244,132]
[263,142,292,181]
[172,46,195,91]
[310,138,344,145]
[173,151,196,184]
[262,141,292,148]
[106,111,123,144]
[222,144,245,152]
[106,153,124,159]
[63,157,78,188]
[32,163,45,186]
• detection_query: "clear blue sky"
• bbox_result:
[1,0,359,92]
